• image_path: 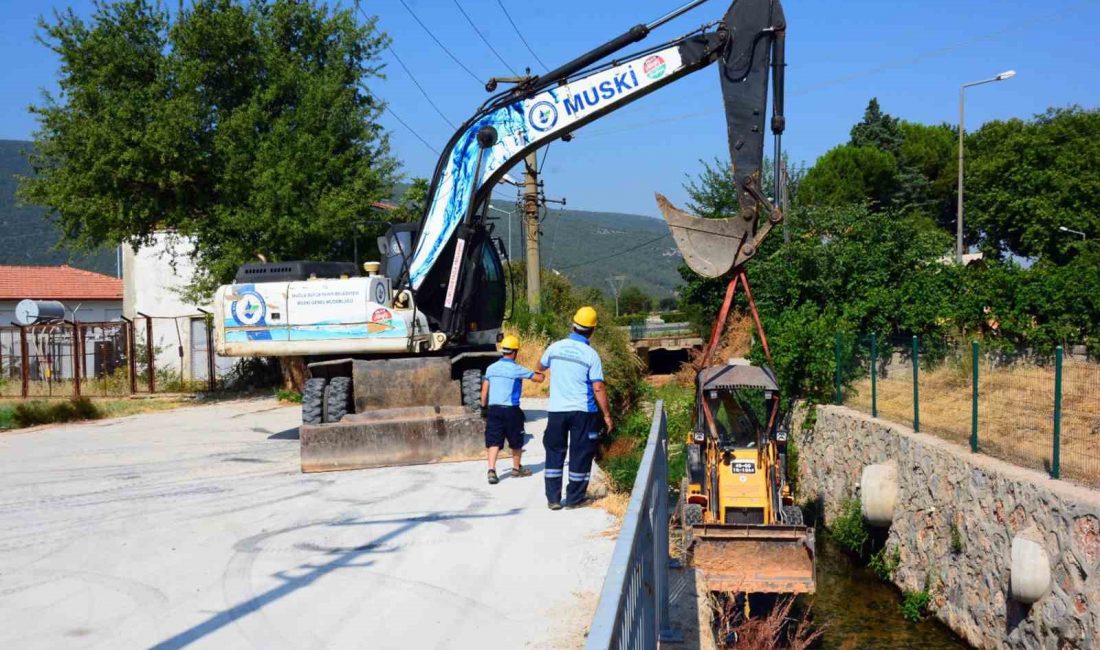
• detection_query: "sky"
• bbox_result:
[1,0,1098,217]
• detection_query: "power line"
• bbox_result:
[386,44,457,128]
[572,2,1095,141]
[558,233,672,270]
[384,105,441,155]
[396,0,484,84]
[494,0,549,72]
[452,0,517,76]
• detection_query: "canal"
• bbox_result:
[811,534,968,649]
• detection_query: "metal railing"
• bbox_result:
[587,401,680,649]
[621,322,696,341]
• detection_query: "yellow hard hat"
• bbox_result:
[573,306,598,329]
[500,334,521,351]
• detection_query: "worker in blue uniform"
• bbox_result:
[481,334,544,485]
[537,306,614,510]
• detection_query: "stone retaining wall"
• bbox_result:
[793,404,1100,649]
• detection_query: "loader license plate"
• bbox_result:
[731,461,756,474]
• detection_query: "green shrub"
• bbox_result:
[830,497,870,556]
[604,445,643,492]
[901,589,931,622]
[13,398,103,427]
[870,546,901,581]
[0,406,14,429]
[275,389,303,403]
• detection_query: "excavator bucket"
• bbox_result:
[690,524,816,593]
[657,193,753,279]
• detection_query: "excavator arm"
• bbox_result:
[403,0,787,335]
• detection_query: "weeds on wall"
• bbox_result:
[830,498,871,556]
[869,546,901,581]
[901,589,932,622]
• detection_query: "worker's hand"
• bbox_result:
[603,413,614,433]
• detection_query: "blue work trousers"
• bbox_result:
[544,411,599,506]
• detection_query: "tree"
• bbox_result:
[618,286,653,315]
[849,98,903,156]
[796,145,898,209]
[965,107,1100,263]
[21,0,398,297]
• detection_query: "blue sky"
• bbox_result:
[2,0,1098,216]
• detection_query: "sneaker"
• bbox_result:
[512,466,532,478]
[547,502,563,511]
[564,497,590,510]
[487,469,499,485]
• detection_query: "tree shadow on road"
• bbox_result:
[148,508,520,649]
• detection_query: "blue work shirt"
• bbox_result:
[484,358,535,406]
[540,332,604,413]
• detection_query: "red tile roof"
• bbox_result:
[0,265,122,301]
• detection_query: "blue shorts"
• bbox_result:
[485,405,525,449]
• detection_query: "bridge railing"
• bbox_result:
[621,322,696,341]
[586,401,679,650]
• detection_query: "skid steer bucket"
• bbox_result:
[690,524,816,594]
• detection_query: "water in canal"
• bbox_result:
[810,534,968,649]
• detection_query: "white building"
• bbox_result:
[122,233,235,383]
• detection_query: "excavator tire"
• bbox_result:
[461,369,483,411]
[783,504,804,527]
[302,377,327,425]
[323,376,352,424]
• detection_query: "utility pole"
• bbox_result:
[607,275,626,317]
[523,152,542,313]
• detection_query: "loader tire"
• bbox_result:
[461,368,483,412]
[323,376,352,423]
[684,503,704,526]
[302,377,327,425]
[783,504,804,527]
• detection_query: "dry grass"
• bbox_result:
[503,326,551,398]
[711,594,823,650]
[845,358,1100,486]
[674,312,755,388]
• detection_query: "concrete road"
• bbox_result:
[0,398,616,649]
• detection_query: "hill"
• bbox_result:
[0,140,119,275]
[1,139,682,298]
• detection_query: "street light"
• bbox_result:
[488,203,517,259]
[957,69,1016,264]
[1059,225,1087,240]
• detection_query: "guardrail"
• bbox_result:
[586,401,680,649]
[620,322,696,341]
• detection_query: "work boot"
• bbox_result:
[487,469,499,485]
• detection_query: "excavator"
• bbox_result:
[213,0,812,593]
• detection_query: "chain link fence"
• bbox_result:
[836,334,1099,487]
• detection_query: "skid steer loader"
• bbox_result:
[682,360,815,594]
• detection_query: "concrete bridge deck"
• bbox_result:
[0,398,616,649]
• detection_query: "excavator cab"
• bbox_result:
[682,360,816,594]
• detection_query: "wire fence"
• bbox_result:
[0,314,229,400]
[836,334,1100,488]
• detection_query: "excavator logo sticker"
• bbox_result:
[644,55,667,80]
[528,100,558,132]
[232,291,266,326]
